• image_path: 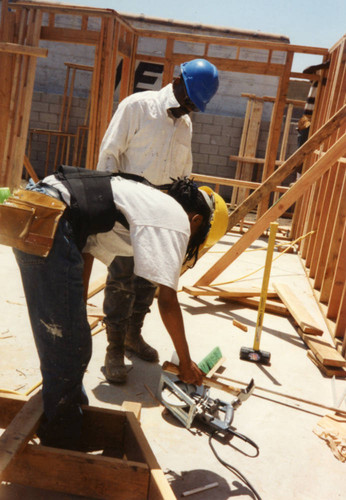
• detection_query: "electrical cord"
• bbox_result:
[208,430,262,500]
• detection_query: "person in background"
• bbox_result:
[97,59,220,383]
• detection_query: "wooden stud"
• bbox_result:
[226,105,346,232]
[194,133,346,286]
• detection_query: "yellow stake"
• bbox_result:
[253,222,278,351]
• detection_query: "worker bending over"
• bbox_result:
[97,59,219,383]
[12,167,227,450]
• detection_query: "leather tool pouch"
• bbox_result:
[0,189,66,257]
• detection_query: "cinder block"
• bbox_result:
[193,113,214,124]
[210,135,230,147]
[202,124,222,135]
[200,144,218,155]
[209,155,228,166]
[193,133,210,144]
[32,102,49,113]
[212,115,233,126]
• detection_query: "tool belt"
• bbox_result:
[0,189,66,257]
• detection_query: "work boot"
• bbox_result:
[125,333,159,362]
[104,326,127,384]
[105,346,127,384]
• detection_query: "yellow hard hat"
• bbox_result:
[198,186,229,248]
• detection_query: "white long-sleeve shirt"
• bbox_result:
[96,84,193,184]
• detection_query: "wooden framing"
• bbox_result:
[0,392,175,499]
[0,2,344,353]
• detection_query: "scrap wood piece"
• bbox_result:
[307,350,346,378]
[87,273,107,299]
[218,296,290,317]
[183,285,277,298]
[0,391,43,478]
[300,333,346,367]
[88,316,99,329]
[273,282,324,335]
[233,319,248,332]
[121,401,142,421]
[313,412,346,462]
[86,305,104,318]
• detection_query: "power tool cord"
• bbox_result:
[208,430,262,500]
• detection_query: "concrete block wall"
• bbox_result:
[26,92,299,195]
[191,112,298,200]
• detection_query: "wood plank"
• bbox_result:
[327,229,346,319]
[135,27,329,55]
[218,296,290,317]
[4,444,149,500]
[40,26,100,45]
[87,273,107,298]
[300,333,346,367]
[319,171,346,300]
[233,319,248,332]
[307,166,337,275]
[0,391,43,478]
[125,412,176,500]
[0,41,47,57]
[257,50,294,217]
[234,98,263,204]
[273,282,323,335]
[193,172,288,193]
[0,393,28,428]
[194,132,346,286]
[121,401,142,421]
[183,285,277,298]
[307,350,346,378]
[23,154,39,182]
[229,155,283,165]
[336,283,346,344]
[226,104,346,232]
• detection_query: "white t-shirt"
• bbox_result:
[43,175,190,291]
[96,84,193,185]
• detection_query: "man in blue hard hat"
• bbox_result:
[96,58,219,384]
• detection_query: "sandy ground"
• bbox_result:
[0,231,345,499]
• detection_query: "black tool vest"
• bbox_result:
[54,165,129,250]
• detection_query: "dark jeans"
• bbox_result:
[104,256,157,338]
[14,218,91,449]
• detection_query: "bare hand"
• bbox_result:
[178,360,204,386]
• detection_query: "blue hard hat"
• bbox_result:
[181,59,219,112]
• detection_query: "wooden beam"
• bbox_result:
[191,172,288,193]
[136,28,329,55]
[183,285,277,298]
[0,391,43,479]
[273,282,324,335]
[194,133,346,286]
[327,221,346,320]
[257,51,294,217]
[299,333,346,368]
[0,41,47,57]
[4,445,149,500]
[229,155,283,165]
[218,296,290,317]
[225,104,346,232]
[40,26,100,45]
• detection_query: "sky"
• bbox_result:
[62,0,345,72]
